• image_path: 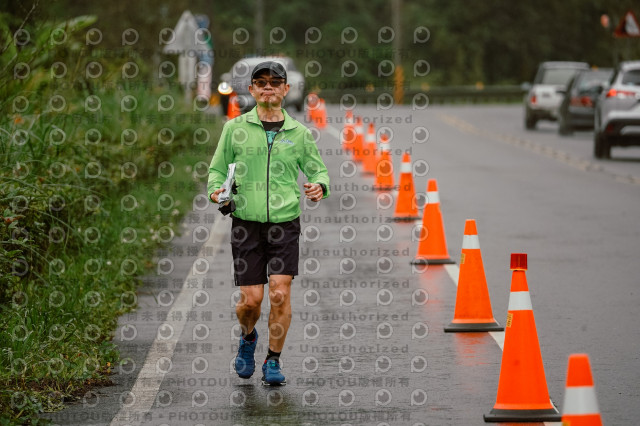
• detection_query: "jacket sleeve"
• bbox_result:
[299,128,330,199]
[207,122,235,203]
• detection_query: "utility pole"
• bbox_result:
[255,0,264,53]
[392,0,404,104]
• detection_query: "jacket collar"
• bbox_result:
[245,106,298,130]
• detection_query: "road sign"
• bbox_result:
[613,10,640,38]
[163,11,213,103]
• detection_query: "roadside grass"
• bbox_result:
[0,21,222,422]
[0,103,219,424]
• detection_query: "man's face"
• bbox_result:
[248,72,290,108]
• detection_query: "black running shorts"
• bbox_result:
[230,216,301,286]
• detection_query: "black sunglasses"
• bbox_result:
[252,79,285,88]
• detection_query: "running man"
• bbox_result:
[208,61,330,385]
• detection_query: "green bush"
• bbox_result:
[0,12,220,424]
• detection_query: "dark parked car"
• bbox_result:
[593,61,640,159]
[558,68,613,135]
[524,61,590,129]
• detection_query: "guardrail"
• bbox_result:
[315,85,527,105]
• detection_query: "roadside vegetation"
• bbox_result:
[0,10,219,424]
[44,0,640,88]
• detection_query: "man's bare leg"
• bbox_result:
[236,284,264,335]
[267,275,292,352]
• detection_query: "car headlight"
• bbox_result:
[218,82,233,95]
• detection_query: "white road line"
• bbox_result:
[109,214,229,426]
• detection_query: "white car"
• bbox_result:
[524,61,589,129]
[593,61,640,159]
[219,56,305,112]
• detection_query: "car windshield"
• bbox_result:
[576,71,612,92]
[540,68,581,85]
[621,69,640,86]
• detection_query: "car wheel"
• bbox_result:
[558,113,573,136]
[594,132,611,159]
[525,110,537,130]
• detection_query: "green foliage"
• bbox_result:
[0,7,220,424]
[30,0,640,90]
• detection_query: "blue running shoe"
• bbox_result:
[234,329,258,378]
[262,359,286,386]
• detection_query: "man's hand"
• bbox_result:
[304,182,323,202]
[210,187,226,203]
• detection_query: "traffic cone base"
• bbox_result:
[392,215,421,222]
[410,257,455,265]
[444,320,503,332]
[483,406,560,422]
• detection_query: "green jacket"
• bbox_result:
[208,107,330,223]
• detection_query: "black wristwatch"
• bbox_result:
[319,183,327,196]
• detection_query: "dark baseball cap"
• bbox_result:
[251,61,287,82]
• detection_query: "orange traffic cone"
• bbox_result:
[444,220,503,332]
[411,179,454,264]
[227,92,241,120]
[362,123,378,175]
[373,134,394,191]
[561,354,602,426]
[484,253,561,422]
[316,99,327,129]
[306,93,321,125]
[352,116,365,163]
[342,111,355,152]
[345,109,354,125]
[392,153,421,221]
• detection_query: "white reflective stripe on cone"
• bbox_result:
[507,291,533,311]
[400,162,412,173]
[462,234,480,249]
[366,134,375,143]
[563,386,600,415]
[380,143,390,152]
[426,191,440,204]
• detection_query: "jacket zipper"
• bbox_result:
[265,128,284,223]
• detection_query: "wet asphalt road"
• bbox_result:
[44,104,640,425]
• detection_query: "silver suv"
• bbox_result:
[524,61,589,129]
[593,61,640,159]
